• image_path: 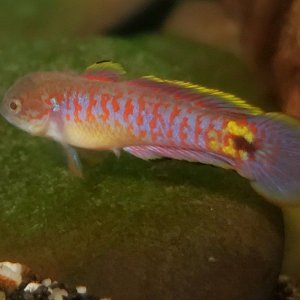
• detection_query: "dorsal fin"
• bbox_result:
[128,75,263,115]
[82,60,126,82]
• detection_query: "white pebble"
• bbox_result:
[24,282,41,293]
[50,288,68,300]
[0,262,22,275]
[208,256,217,263]
[76,286,87,294]
[0,262,22,287]
[42,278,52,287]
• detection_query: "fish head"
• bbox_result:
[0,72,63,136]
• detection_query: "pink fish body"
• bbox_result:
[1,61,300,206]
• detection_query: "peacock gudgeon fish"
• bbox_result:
[1,61,300,206]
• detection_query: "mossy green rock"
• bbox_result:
[0,36,283,300]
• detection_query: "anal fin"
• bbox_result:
[123,146,233,169]
[123,146,162,160]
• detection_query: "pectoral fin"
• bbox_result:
[112,148,121,158]
[48,108,83,177]
[63,144,83,177]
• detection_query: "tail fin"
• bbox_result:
[242,113,300,206]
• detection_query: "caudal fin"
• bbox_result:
[244,113,300,206]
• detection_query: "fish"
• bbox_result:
[1,61,300,206]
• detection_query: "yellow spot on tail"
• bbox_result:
[222,138,237,157]
[226,121,254,143]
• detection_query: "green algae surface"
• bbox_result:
[0,36,283,299]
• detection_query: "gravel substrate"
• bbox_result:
[0,262,110,300]
[1,261,299,300]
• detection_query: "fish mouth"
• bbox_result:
[0,111,45,136]
[16,121,47,136]
[29,123,48,136]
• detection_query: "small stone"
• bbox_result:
[208,256,217,263]
[50,282,65,290]
[51,288,68,300]
[24,282,41,293]
[0,262,23,289]
[0,263,21,276]
[76,286,87,294]
[35,285,51,299]
[42,279,52,287]
[23,292,34,300]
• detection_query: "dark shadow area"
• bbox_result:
[107,0,179,36]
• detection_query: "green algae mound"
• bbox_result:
[0,36,283,300]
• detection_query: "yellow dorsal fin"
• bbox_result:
[140,75,263,115]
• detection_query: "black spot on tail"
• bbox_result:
[233,136,256,155]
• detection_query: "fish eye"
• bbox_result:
[9,99,21,114]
